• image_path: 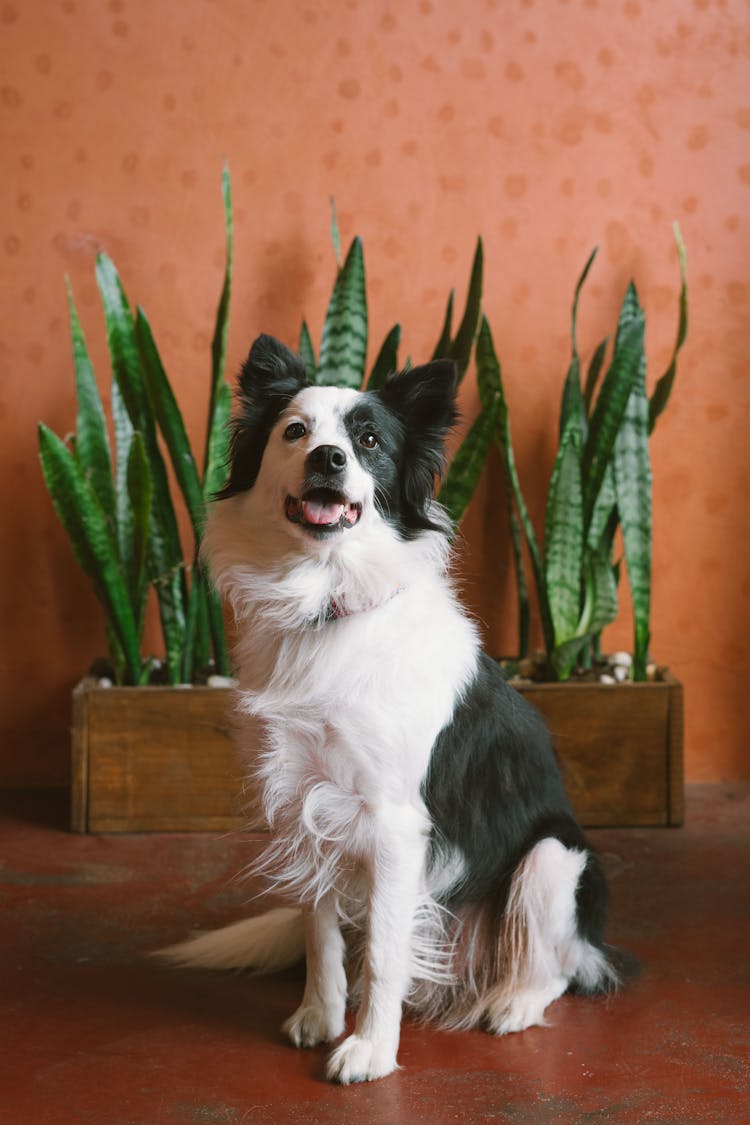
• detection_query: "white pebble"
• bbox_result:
[207,674,237,689]
[98,677,113,689]
[599,673,616,685]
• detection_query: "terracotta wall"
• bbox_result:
[2,0,749,785]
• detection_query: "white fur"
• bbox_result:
[159,907,304,972]
[163,384,609,1083]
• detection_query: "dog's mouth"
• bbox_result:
[285,488,362,535]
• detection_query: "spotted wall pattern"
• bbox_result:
[1,0,749,783]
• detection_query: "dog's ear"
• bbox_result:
[215,335,309,499]
[379,359,458,440]
[378,360,459,533]
[238,334,309,401]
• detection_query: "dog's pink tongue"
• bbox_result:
[302,499,344,525]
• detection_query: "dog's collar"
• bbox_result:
[322,586,404,624]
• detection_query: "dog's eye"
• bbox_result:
[359,432,379,450]
[283,422,307,442]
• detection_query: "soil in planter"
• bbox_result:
[499,651,665,687]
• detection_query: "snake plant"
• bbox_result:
[39,169,234,685]
[299,202,488,443]
[39,181,491,684]
[298,202,487,519]
[483,225,688,682]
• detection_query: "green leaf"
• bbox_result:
[136,308,205,537]
[549,635,587,681]
[478,315,554,658]
[581,541,619,637]
[38,423,143,683]
[182,563,213,683]
[583,336,609,414]
[508,497,531,659]
[205,165,233,479]
[614,354,652,680]
[317,235,368,388]
[586,461,617,552]
[95,253,187,682]
[572,247,598,345]
[431,289,454,361]
[205,580,230,675]
[582,289,645,535]
[95,253,150,425]
[448,237,484,381]
[104,621,126,686]
[367,323,401,389]
[112,378,134,565]
[299,319,316,379]
[476,315,502,409]
[438,395,500,525]
[545,421,584,647]
[560,354,586,446]
[125,430,152,635]
[329,196,342,269]
[66,280,116,530]
[649,222,688,434]
[203,379,232,501]
[194,569,211,671]
[552,541,619,680]
[559,248,597,443]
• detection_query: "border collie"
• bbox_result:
[162,334,621,1084]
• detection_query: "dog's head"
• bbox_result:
[216,333,458,545]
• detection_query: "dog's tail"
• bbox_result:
[156,907,305,973]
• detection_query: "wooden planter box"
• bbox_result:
[518,671,684,827]
[71,679,245,833]
[71,671,683,833]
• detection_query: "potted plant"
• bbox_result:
[456,227,689,826]
[39,173,491,831]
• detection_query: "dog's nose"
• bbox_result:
[306,445,347,476]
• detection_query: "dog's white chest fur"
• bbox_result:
[256,588,475,892]
[206,485,479,894]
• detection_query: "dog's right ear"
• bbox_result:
[214,335,309,499]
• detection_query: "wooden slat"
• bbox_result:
[70,680,90,832]
[663,671,685,826]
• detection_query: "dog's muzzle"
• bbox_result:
[285,445,362,536]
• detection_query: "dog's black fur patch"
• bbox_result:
[423,652,610,973]
[216,334,309,499]
[377,360,458,536]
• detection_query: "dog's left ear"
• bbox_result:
[378,360,459,533]
[379,359,458,441]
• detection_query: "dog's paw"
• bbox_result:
[325,1034,398,1084]
[283,1003,344,1048]
[488,984,562,1035]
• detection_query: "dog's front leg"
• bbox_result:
[283,894,346,1048]
[326,805,426,1084]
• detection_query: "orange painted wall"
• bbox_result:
[2,0,749,785]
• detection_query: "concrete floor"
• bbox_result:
[2,785,748,1125]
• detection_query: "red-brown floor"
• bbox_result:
[2,785,748,1125]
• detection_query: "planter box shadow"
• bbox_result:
[71,671,683,833]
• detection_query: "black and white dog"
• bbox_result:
[163,334,621,1084]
